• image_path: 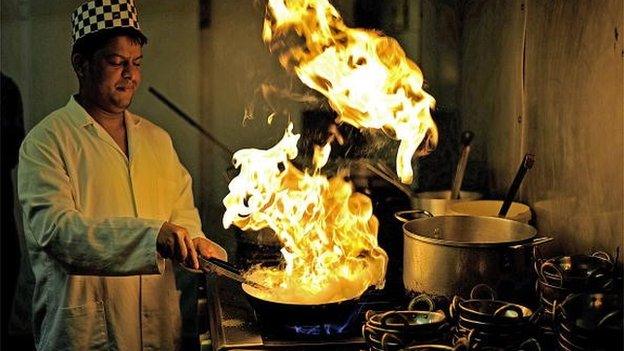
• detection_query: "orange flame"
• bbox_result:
[223,124,387,303]
[263,0,438,184]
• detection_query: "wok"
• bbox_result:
[241,283,362,333]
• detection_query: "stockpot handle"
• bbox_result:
[381,331,403,349]
[449,295,461,320]
[361,324,369,342]
[394,209,434,223]
[551,298,560,324]
[470,284,496,300]
[380,311,410,328]
[592,251,613,263]
[532,246,544,274]
[365,309,377,321]
[540,261,564,288]
[597,310,622,329]
[408,293,435,312]
[509,236,554,250]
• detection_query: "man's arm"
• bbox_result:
[18,137,165,276]
[168,149,227,261]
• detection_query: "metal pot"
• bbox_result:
[411,190,483,216]
[396,211,553,300]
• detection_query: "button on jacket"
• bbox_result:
[18,96,212,350]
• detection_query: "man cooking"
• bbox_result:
[17,0,226,349]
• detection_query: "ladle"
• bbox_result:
[450,131,475,199]
[498,153,535,217]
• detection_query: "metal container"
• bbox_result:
[398,214,552,300]
[411,190,483,216]
[447,200,532,223]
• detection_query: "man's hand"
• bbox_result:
[193,237,227,261]
[157,222,199,270]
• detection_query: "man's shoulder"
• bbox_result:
[23,105,74,145]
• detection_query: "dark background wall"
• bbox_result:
[459,0,623,259]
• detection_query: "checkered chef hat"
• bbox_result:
[71,0,147,45]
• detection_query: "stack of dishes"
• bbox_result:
[533,249,617,342]
[555,293,622,351]
[362,295,449,351]
[449,285,538,350]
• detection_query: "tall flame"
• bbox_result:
[223,124,387,303]
[222,0,438,304]
[263,0,438,184]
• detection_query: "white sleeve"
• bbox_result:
[18,137,165,276]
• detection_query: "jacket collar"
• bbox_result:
[66,95,142,128]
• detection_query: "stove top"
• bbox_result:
[206,276,400,351]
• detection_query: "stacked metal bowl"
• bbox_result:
[533,249,618,341]
[554,293,622,351]
[362,295,449,351]
[449,285,539,350]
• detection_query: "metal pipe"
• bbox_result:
[148,86,234,157]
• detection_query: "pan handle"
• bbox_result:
[407,293,435,312]
[394,209,434,223]
[592,251,613,263]
[381,332,403,349]
[449,295,461,320]
[470,283,496,300]
[598,310,622,329]
[540,262,564,288]
[508,236,554,250]
[533,246,545,278]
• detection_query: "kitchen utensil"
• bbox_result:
[362,160,415,198]
[411,190,484,216]
[450,131,474,199]
[498,153,535,217]
[400,213,552,299]
[448,200,532,223]
[241,283,361,331]
[199,256,269,291]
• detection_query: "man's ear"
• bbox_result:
[71,53,87,78]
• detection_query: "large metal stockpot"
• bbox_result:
[397,213,552,301]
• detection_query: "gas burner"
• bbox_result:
[272,304,363,338]
[286,323,351,337]
[207,275,369,350]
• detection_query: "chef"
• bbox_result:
[17,0,226,349]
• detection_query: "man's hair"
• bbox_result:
[71,27,147,60]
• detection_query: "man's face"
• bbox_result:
[81,35,143,114]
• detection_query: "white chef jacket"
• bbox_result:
[18,96,215,351]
